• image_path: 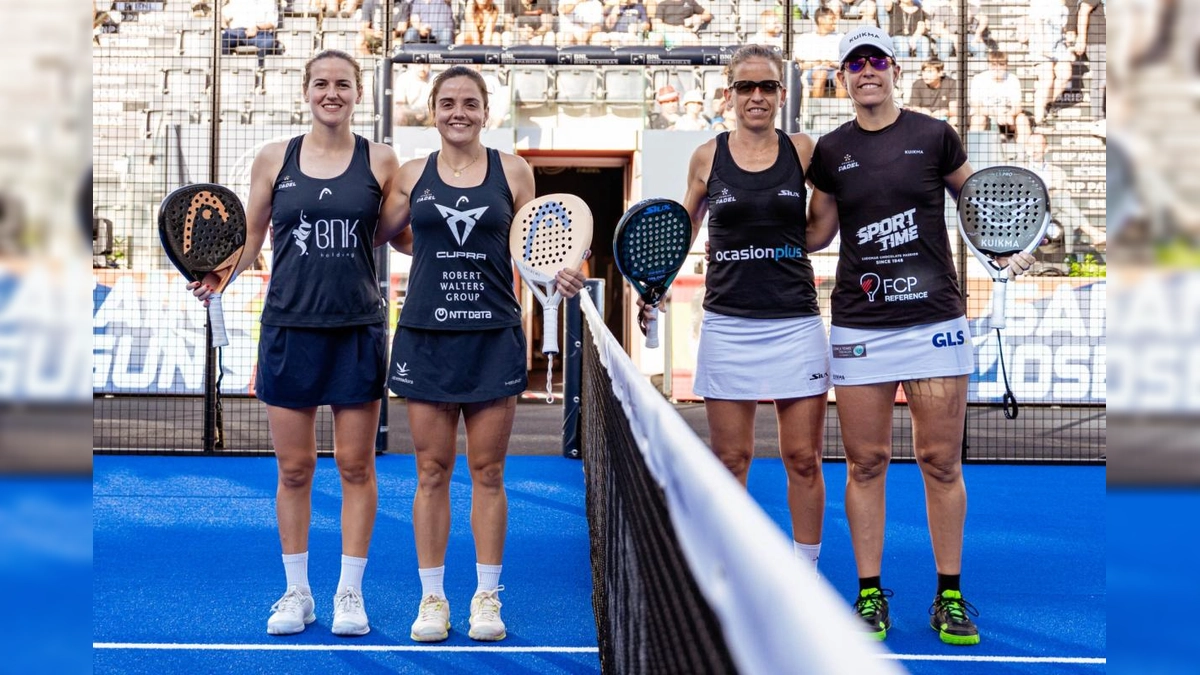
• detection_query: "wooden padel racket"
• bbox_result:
[509,193,592,402]
[956,166,1051,330]
[158,183,247,348]
[613,198,692,349]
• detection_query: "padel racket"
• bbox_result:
[613,198,692,348]
[510,193,593,355]
[158,183,247,348]
[956,166,1051,330]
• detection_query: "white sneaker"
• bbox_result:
[266,585,316,635]
[468,586,506,641]
[332,586,371,636]
[410,594,451,642]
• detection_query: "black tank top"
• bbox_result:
[262,134,384,327]
[398,148,522,330]
[704,130,819,318]
[807,110,967,328]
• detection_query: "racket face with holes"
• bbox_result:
[157,183,247,292]
[509,193,593,290]
[957,166,1051,260]
[613,198,691,306]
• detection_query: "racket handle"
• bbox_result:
[644,306,659,349]
[209,293,230,348]
[990,278,1007,330]
[542,302,559,355]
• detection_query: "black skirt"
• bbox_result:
[388,325,527,403]
[255,323,387,408]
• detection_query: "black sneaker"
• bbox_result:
[929,590,981,645]
[853,588,893,640]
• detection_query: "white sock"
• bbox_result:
[419,566,446,599]
[282,552,310,593]
[793,541,822,568]
[337,555,367,595]
[476,563,502,593]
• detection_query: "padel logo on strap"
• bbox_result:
[436,196,489,246]
[182,191,230,255]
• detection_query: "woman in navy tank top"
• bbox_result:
[190,50,402,638]
[806,27,1036,645]
[374,66,586,643]
[648,44,831,588]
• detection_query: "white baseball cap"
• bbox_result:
[838,26,896,64]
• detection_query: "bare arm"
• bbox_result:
[682,141,714,246]
[370,141,407,246]
[806,187,839,252]
[384,157,426,254]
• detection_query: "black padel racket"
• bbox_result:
[613,198,692,348]
[158,183,247,347]
[510,193,593,402]
[956,166,1051,330]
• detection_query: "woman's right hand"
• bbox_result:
[187,273,221,306]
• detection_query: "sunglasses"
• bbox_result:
[843,55,893,73]
[730,79,783,95]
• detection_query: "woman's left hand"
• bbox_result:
[555,265,588,298]
[1003,251,1037,279]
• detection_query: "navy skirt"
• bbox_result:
[388,325,527,403]
[255,323,387,408]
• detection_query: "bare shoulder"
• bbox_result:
[788,132,816,170]
[687,137,717,179]
[498,150,533,176]
[253,139,288,171]
[368,140,400,166]
[397,154,431,193]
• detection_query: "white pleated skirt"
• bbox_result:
[692,311,831,401]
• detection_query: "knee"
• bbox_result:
[846,449,890,484]
[715,448,752,479]
[781,446,823,482]
[916,452,961,485]
[336,454,376,486]
[470,460,506,492]
[278,458,316,490]
[415,458,452,494]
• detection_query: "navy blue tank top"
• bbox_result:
[704,130,819,318]
[262,134,385,327]
[398,148,522,331]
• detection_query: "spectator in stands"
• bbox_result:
[838,0,880,26]
[394,63,435,126]
[883,0,929,59]
[671,89,711,130]
[652,0,711,47]
[404,0,455,45]
[188,49,399,640]
[968,50,1031,150]
[964,0,993,56]
[358,0,410,54]
[1072,0,1105,120]
[708,86,733,129]
[221,0,283,56]
[319,0,361,18]
[599,0,650,46]
[906,58,958,125]
[746,8,783,49]
[460,0,503,44]
[920,0,958,62]
[1021,132,1105,251]
[1027,0,1074,125]
[648,84,682,129]
[558,0,607,45]
[793,7,845,99]
[504,0,557,45]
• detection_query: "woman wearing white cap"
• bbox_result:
[806,26,1035,646]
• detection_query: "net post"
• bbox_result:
[563,279,604,459]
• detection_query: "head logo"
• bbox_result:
[292,211,313,255]
[319,187,333,200]
[860,272,881,301]
[435,196,489,246]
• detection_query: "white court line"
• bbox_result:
[94,643,1104,664]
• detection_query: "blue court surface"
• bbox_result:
[94,456,1106,674]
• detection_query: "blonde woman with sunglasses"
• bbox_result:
[644,43,831,583]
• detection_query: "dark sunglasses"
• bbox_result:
[730,79,783,95]
[843,55,893,73]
